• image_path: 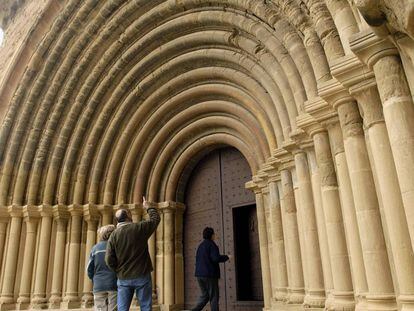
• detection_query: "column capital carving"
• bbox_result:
[68,204,83,216]
[304,96,337,124]
[82,204,100,223]
[52,204,70,220]
[39,204,53,217]
[330,54,375,90]
[8,204,23,217]
[245,180,261,194]
[349,30,398,68]
[158,201,185,213]
[318,78,354,110]
[296,113,326,138]
[272,147,294,170]
[22,205,40,220]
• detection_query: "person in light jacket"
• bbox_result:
[192,227,230,311]
[87,224,118,311]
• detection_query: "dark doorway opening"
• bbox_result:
[233,204,263,302]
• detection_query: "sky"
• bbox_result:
[0,28,3,46]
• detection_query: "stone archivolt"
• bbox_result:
[0,0,413,310]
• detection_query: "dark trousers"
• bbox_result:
[191,277,219,311]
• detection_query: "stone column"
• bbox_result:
[351,32,414,255]
[306,150,335,308]
[268,180,288,302]
[263,189,276,304]
[336,100,396,309]
[294,151,325,308]
[326,121,368,309]
[164,207,175,306]
[99,205,113,226]
[0,212,8,272]
[81,205,99,308]
[155,210,164,304]
[62,205,83,308]
[0,206,23,306]
[353,82,414,310]
[49,207,69,308]
[17,209,39,308]
[174,204,185,307]
[312,130,355,310]
[31,206,54,309]
[280,169,305,304]
[252,189,272,310]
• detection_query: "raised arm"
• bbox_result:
[140,207,161,239]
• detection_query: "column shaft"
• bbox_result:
[337,102,396,309]
[280,170,305,304]
[0,216,22,304]
[374,55,414,250]
[174,208,184,306]
[32,215,53,307]
[164,209,175,306]
[268,181,288,302]
[17,219,38,305]
[156,212,164,304]
[307,150,334,307]
[0,220,8,272]
[81,219,98,308]
[263,191,276,304]
[255,192,272,309]
[356,85,414,309]
[295,152,325,308]
[63,212,83,307]
[327,123,368,307]
[49,218,68,307]
[312,130,354,310]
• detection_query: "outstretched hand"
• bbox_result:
[143,196,150,210]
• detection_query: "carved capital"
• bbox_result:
[52,204,70,220]
[350,30,398,68]
[8,204,23,217]
[83,203,100,223]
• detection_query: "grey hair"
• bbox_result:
[98,224,116,241]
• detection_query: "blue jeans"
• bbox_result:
[117,274,152,311]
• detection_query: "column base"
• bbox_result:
[160,303,184,311]
[30,296,49,309]
[303,289,326,308]
[61,295,81,309]
[366,294,397,310]
[332,290,355,311]
[287,288,305,304]
[15,298,30,310]
[48,295,62,309]
[81,293,94,309]
[398,294,414,311]
[274,288,289,302]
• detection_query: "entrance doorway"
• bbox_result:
[183,147,264,311]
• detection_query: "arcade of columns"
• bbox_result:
[1,0,414,311]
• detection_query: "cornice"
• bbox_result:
[349,29,398,68]
[304,96,337,123]
[318,78,354,109]
[330,54,375,90]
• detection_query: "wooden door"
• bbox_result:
[184,148,264,311]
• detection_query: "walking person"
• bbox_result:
[87,224,118,311]
[105,197,160,311]
[191,227,230,311]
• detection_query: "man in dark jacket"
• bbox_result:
[192,227,229,311]
[105,198,160,311]
[87,224,118,311]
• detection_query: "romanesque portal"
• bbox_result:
[0,0,414,310]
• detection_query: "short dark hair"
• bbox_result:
[203,227,215,240]
[115,209,131,223]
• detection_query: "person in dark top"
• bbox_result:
[192,227,230,311]
[105,197,160,311]
[87,224,118,311]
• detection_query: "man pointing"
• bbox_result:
[105,197,160,311]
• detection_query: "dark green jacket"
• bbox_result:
[105,208,160,280]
